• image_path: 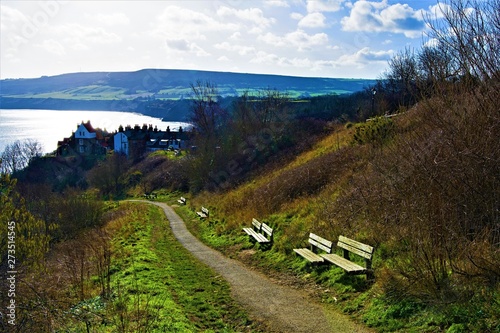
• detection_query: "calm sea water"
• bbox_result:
[0,109,190,154]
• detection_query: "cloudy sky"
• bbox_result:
[1,0,444,80]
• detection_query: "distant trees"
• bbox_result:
[187,82,298,191]
[88,153,129,198]
[0,139,43,174]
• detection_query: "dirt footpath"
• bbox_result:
[148,201,372,333]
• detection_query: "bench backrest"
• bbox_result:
[252,218,262,231]
[202,207,209,215]
[308,233,333,254]
[261,222,273,240]
[337,235,374,260]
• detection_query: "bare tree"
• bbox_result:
[426,0,500,83]
[0,139,43,174]
[190,80,227,138]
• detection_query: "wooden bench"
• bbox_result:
[321,235,374,278]
[196,206,209,219]
[242,218,274,245]
[177,197,186,205]
[293,233,333,264]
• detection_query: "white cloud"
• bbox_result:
[229,32,241,40]
[0,5,28,31]
[298,12,327,28]
[218,55,230,62]
[214,42,255,56]
[423,38,439,48]
[51,24,122,44]
[307,0,344,13]
[336,47,393,67]
[166,38,210,57]
[291,12,304,20]
[264,0,289,8]
[153,5,239,40]
[217,6,275,28]
[426,3,451,20]
[90,13,130,26]
[341,0,426,38]
[36,39,66,56]
[259,29,328,51]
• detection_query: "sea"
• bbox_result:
[0,109,191,154]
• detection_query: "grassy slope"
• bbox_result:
[62,202,260,332]
[177,115,499,332]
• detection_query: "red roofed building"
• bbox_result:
[57,121,108,156]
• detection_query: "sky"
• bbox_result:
[0,0,445,80]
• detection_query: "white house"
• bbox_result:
[74,121,98,154]
[114,132,129,155]
[75,121,97,139]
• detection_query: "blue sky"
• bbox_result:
[1,0,444,79]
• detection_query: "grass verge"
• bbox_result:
[61,201,260,332]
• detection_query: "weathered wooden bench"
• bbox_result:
[293,233,333,264]
[242,218,274,245]
[321,235,374,279]
[177,196,186,205]
[196,206,209,219]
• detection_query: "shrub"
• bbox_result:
[352,116,395,146]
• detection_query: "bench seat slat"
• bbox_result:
[243,227,271,243]
[321,253,366,273]
[293,248,324,263]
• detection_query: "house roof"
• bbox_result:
[82,121,96,133]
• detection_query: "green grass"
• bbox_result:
[6,85,129,100]
[61,202,260,332]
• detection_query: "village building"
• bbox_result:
[114,124,189,159]
[57,121,189,160]
[57,121,109,156]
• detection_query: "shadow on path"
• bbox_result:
[133,200,371,333]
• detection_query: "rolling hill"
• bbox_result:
[0,69,374,120]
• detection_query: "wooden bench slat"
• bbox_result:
[309,239,332,254]
[321,253,366,273]
[197,206,209,218]
[244,231,270,243]
[252,218,262,230]
[309,233,333,248]
[261,223,273,238]
[243,219,273,244]
[338,236,373,259]
[293,248,324,263]
[294,233,332,264]
[308,233,333,253]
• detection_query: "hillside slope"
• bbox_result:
[178,87,499,332]
[0,69,374,121]
[0,69,373,98]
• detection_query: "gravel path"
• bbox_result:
[143,201,371,333]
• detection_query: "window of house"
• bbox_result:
[79,139,84,145]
